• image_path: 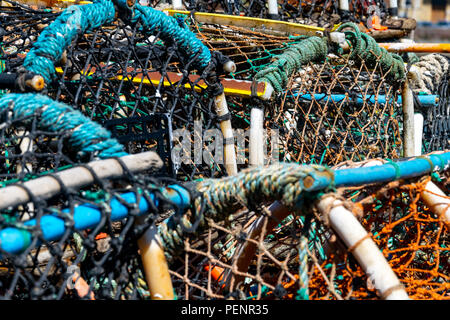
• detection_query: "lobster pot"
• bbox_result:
[421,69,450,153]
[50,21,231,180]
[165,165,449,300]
[265,55,403,166]
[0,165,179,300]
[154,0,391,27]
[226,56,404,167]
[163,16,404,167]
[0,2,237,180]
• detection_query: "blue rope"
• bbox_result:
[23,0,212,84]
[23,0,116,84]
[127,4,211,70]
[0,93,127,159]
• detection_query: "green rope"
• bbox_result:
[158,164,334,263]
[336,22,406,83]
[254,36,328,92]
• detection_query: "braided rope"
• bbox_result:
[23,0,212,84]
[410,53,449,95]
[0,93,127,159]
[158,164,334,262]
[254,36,328,92]
[128,4,211,70]
[196,163,332,216]
[336,22,406,83]
[296,236,309,300]
[23,0,116,83]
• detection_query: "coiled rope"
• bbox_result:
[0,93,127,159]
[410,53,449,94]
[23,0,116,84]
[23,0,212,85]
[335,22,406,83]
[254,36,328,93]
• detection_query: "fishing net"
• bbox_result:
[181,16,406,166]
[0,151,184,300]
[410,53,450,154]
[0,0,447,301]
[160,0,390,28]
[162,158,449,300]
[0,3,411,172]
[0,0,236,180]
[0,87,189,300]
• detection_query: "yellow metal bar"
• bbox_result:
[164,9,333,36]
[55,67,269,98]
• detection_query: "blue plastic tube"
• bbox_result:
[333,152,450,188]
[0,184,191,255]
[289,93,439,107]
[0,152,449,256]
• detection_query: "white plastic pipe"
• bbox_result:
[172,0,183,10]
[401,80,415,158]
[316,196,410,300]
[388,0,398,8]
[421,181,450,225]
[249,107,265,167]
[412,119,449,226]
[267,0,278,17]
[413,113,423,156]
[386,0,399,16]
[339,0,349,11]
[249,81,274,166]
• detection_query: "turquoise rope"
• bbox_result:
[23,0,116,83]
[23,0,211,84]
[0,93,127,159]
[296,236,309,300]
[127,4,211,70]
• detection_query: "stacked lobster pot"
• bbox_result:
[0,0,447,300]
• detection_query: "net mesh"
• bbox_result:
[157,0,390,28]
[0,0,447,301]
[0,164,183,300]
[166,167,449,300]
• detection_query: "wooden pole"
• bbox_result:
[137,223,175,299]
[0,151,163,210]
[378,43,450,53]
[215,93,238,176]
